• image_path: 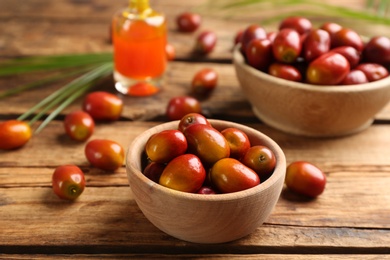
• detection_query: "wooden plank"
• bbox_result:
[1,121,390,168]
[0,0,369,21]
[1,1,390,121]
[0,121,152,167]
[1,0,390,258]
[0,187,389,253]
[0,167,389,229]
[0,167,128,188]
[0,0,237,59]
[1,61,389,122]
[0,0,205,19]
[0,62,249,120]
[0,122,389,251]
[0,165,389,229]
[0,124,389,233]
[0,254,389,259]
[1,0,388,59]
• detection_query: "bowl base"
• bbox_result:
[252,107,373,137]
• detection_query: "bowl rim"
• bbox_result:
[127,119,286,202]
[233,45,390,93]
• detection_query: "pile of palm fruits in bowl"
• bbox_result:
[238,16,390,85]
[126,115,286,243]
[140,113,280,194]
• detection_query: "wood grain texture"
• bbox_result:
[1,0,390,121]
[1,255,389,259]
[0,62,249,120]
[0,0,388,58]
[1,166,389,230]
[1,187,390,253]
[0,122,389,247]
[1,0,390,257]
[2,121,390,168]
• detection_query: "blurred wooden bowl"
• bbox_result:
[233,46,390,137]
[126,119,286,244]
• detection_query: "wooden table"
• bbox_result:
[1,0,390,259]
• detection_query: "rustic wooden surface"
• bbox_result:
[1,0,390,259]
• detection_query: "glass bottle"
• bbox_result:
[112,0,167,96]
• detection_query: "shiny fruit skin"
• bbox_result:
[272,28,302,63]
[184,124,230,165]
[210,158,260,193]
[64,111,95,142]
[320,22,342,35]
[195,31,217,54]
[279,16,312,35]
[331,28,364,52]
[159,154,206,193]
[143,162,165,183]
[166,43,176,61]
[329,46,360,69]
[240,24,267,54]
[191,68,218,96]
[83,91,123,121]
[145,130,188,163]
[306,52,350,85]
[319,22,342,42]
[221,127,251,160]
[241,145,276,180]
[178,113,210,133]
[302,29,330,62]
[234,30,244,45]
[166,96,202,121]
[0,120,32,150]
[267,32,277,43]
[85,139,124,171]
[340,70,369,85]
[176,12,201,33]
[285,161,326,198]
[52,165,85,200]
[245,38,273,71]
[363,36,390,65]
[269,63,302,82]
[355,63,389,82]
[197,186,217,194]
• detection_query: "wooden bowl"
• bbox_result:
[126,120,286,244]
[233,46,390,137]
